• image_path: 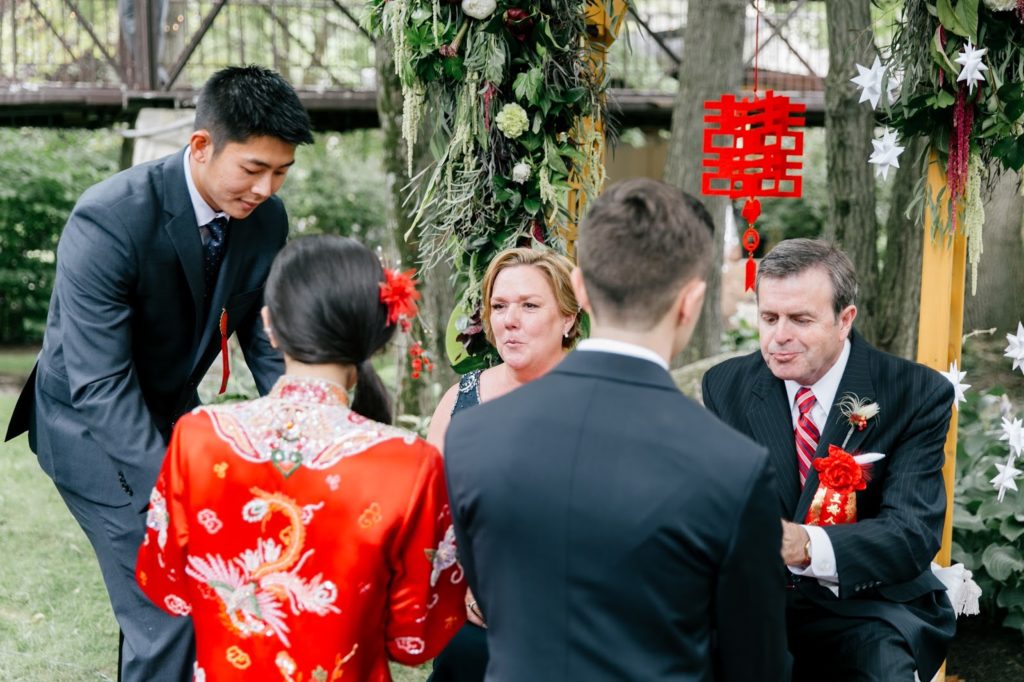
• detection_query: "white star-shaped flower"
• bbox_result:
[991,460,1021,502]
[869,128,905,180]
[955,40,989,95]
[940,360,970,408]
[851,56,887,109]
[1002,416,1024,457]
[1005,321,1024,374]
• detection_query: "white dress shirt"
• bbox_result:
[183,147,229,243]
[784,338,851,591]
[576,338,669,370]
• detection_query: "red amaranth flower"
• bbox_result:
[948,82,975,231]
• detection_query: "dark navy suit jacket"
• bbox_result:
[445,350,789,682]
[6,149,285,511]
[701,331,956,679]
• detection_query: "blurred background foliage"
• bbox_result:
[0,128,391,345]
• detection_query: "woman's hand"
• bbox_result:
[465,587,486,628]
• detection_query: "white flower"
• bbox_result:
[940,360,970,408]
[1001,417,1024,457]
[1005,321,1024,374]
[982,0,1017,11]
[512,162,531,184]
[955,40,989,95]
[851,56,887,110]
[991,460,1022,502]
[868,128,904,180]
[461,0,496,20]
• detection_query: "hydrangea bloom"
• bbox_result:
[496,103,529,139]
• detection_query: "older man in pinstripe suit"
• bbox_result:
[702,239,955,682]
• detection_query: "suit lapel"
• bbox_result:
[748,362,802,519]
[161,152,205,334]
[794,332,877,521]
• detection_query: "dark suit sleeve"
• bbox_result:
[714,453,790,682]
[237,206,287,395]
[56,202,167,512]
[825,377,953,595]
[443,418,479,603]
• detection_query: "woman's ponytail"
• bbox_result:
[351,359,392,424]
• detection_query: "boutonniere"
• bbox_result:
[837,393,880,448]
[805,394,883,527]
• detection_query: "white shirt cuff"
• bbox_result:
[788,525,839,588]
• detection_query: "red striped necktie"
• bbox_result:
[794,386,819,487]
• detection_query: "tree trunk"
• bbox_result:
[824,0,879,339]
[872,139,925,359]
[963,171,1024,336]
[376,42,457,422]
[664,0,746,364]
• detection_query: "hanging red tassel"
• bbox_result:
[218,308,230,395]
[741,199,762,291]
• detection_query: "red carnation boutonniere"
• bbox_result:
[804,394,883,526]
[379,268,421,332]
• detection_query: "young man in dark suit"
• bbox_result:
[702,239,956,681]
[5,65,313,681]
[444,178,789,681]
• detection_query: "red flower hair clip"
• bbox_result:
[379,268,421,331]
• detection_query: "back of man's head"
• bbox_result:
[195,65,314,150]
[576,178,713,330]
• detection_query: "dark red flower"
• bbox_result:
[504,8,534,41]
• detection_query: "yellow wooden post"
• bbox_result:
[561,0,626,257]
[915,153,966,682]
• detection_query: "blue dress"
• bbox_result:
[429,370,488,682]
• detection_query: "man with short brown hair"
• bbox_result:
[703,238,956,681]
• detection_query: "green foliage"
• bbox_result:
[951,389,1024,639]
[0,129,389,346]
[0,128,120,344]
[277,131,389,247]
[369,0,609,368]
[889,1,1024,173]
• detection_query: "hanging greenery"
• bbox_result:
[885,1,1024,225]
[367,0,615,372]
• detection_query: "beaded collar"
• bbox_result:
[200,376,413,477]
[269,376,350,406]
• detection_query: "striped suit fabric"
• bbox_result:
[701,330,957,681]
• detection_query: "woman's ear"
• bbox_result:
[260,306,278,349]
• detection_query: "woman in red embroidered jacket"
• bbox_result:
[136,235,465,681]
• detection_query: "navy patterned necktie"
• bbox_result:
[202,216,229,299]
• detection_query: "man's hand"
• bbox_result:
[781,519,811,567]
[465,587,486,628]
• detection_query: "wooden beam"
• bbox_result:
[915,152,966,682]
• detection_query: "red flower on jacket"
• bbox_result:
[813,445,869,494]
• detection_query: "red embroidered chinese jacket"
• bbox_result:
[136,377,465,681]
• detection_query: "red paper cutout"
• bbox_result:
[702,90,805,290]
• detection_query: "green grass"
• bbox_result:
[0,349,38,376]
[0,395,430,681]
[0,395,118,681]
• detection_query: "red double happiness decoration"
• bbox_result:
[701,90,806,290]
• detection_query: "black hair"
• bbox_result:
[195,65,314,149]
[265,235,396,423]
